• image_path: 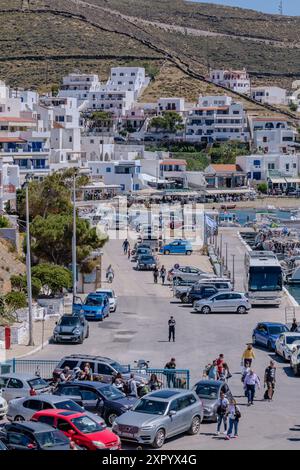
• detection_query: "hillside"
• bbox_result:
[0,0,299,116]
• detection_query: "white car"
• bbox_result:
[171,266,207,283]
[194,292,251,315]
[0,394,8,419]
[95,289,117,312]
[275,333,300,361]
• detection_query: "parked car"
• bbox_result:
[6,394,100,423]
[53,381,138,425]
[159,240,193,255]
[170,265,206,283]
[196,278,233,291]
[0,395,8,419]
[193,380,233,422]
[136,255,158,271]
[53,355,144,385]
[173,279,198,299]
[95,289,117,312]
[73,293,110,321]
[132,246,152,262]
[0,374,51,402]
[275,332,300,361]
[0,421,71,450]
[52,314,89,344]
[290,345,300,376]
[183,285,219,305]
[0,439,7,451]
[112,389,203,448]
[193,292,251,314]
[252,322,289,351]
[32,409,121,450]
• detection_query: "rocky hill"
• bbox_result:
[1,0,300,115]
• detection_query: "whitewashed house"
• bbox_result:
[58,73,101,105]
[157,98,185,115]
[250,117,297,154]
[209,69,250,95]
[88,160,145,192]
[106,67,149,98]
[251,87,287,105]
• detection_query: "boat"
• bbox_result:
[221,204,236,210]
[282,257,300,284]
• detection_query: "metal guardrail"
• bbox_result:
[0,360,190,389]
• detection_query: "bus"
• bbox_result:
[244,251,283,306]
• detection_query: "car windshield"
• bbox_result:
[249,267,282,292]
[133,399,167,415]
[100,385,125,400]
[286,336,300,345]
[109,362,129,374]
[35,430,69,448]
[196,384,219,400]
[71,416,104,434]
[55,400,83,412]
[85,297,103,307]
[98,292,112,298]
[28,378,49,390]
[268,326,288,335]
[59,317,79,326]
[140,257,155,262]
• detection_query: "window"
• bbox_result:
[90,139,94,144]
[177,396,191,410]
[61,360,79,370]
[0,377,10,388]
[169,399,179,412]
[106,167,111,173]
[253,160,260,167]
[69,136,73,143]
[59,386,81,397]
[80,389,99,401]
[8,432,33,447]
[214,294,230,301]
[23,400,43,411]
[188,394,197,405]
[37,416,55,427]
[97,363,114,375]
[57,419,73,433]
[7,378,23,389]
[229,293,242,299]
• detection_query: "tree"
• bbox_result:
[30,214,105,266]
[31,264,72,296]
[150,112,183,133]
[0,215,10,228]
[150,116,167,132]
[257,182,268,194]
[289,102,298,112]
[11,274,42,299]
[4,291,27,310]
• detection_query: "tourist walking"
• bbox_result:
[290,318,298,332]
[168,316,176,342]
[226,398,241,440]
[122,239,129,254]
[242,344,255,367]
[208,360,219,380]
[264,360,276,401]
[244,369,260,406]
[216,391,229,436]
[160,265,167,285]
[164,357,176,388]
[153,267,159,284]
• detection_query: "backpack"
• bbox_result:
[235,406,241,420]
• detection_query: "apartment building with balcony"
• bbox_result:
[250,117,297,154]
[186,95,249,143]
[58,73,101,105]
[106,67,149,98]
[209,68,250,95]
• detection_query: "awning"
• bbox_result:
[140,173,168,184]
[268,178,287,184]
[285,177,300,183]
[205,188,253,195]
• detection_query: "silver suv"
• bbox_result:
[171,266,208,283]
[112,389,203,448]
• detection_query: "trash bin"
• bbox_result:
[0,363,11,374]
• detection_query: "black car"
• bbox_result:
[0,421,71,450]
[52,314,89,344]
[182,285,218,304]
[53,381,138,425]
[136,255,157,271]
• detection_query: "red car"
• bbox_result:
[31,409,121,450]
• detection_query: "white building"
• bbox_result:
[250,117,297,154]
[88,160,145,192]
[186,95,249,143]
[237,153,300,181]
[251,87,287,105]
[81,135,115,162]
[157,98,185,115]
[209,69,250,95]
[106,67,149,98]
[58,73,101,105]
[87,89,135,117]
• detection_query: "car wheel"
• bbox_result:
[182,295,189,304]
[164,250,170,255]
[201,306,211,314]
[86,328,89,339]
[107,412,118,426]
[187,415,201,435]
[237,306,247,314]
[78,335,84,344]
[186,250,192,255]
[14,415,25,422]
[152,429,165,448]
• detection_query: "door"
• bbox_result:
[211,293,231,312]
[0,376,10,401]
[167,399,183,436]
[6,431,35,450]
[72,296,83,315]
[6,378,24,401]
[57,385,83,406]
[176,395,194,433]
[80,387,104,415]
[228,293,244,313]
[97,363,115,384]
[256,324,267,346]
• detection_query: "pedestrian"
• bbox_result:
[148,373,163,391]
[226,398,241,440]
[122,238,129,254]
[208,360,219,380]
[244,369,261,406]
[219,363,232,382]
[290,318,298,332]
[112,372,125,393]
[60,366,72,383]
[153,266,159,284]
[168,316,176,342]
[215,391,229,436]
[80,363,92,381]
[127,246,131,259]
[242,344,255,367]
[127,373,138,398]
[264,360,276,402]
[160,265,167,285]
[164,357,176,388]
[216,354,225,375]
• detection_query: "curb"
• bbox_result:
[7,339,50,360]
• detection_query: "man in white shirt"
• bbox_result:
[216,391,229,435]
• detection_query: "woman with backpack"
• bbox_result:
[226,398,241,439]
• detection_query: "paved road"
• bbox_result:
[30,230,300,449]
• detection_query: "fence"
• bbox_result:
[0,359,190,389]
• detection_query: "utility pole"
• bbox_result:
[25,185,34,346]
[72,175,77,300]
[232,254,235,290]
[278,0,283,15]
[225,242,228,271]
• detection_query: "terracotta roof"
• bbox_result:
[252,117,289,122]
[210,164,243,172]
[160,159,187,166]
[53,122,64,129]
[194,106,229,111]
[0,137,27,143]
[0,116,36,123]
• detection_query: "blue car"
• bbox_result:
[252,322,289,351]
[159,239,193,255]
[73,293,110,321]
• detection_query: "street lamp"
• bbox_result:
[25,184,34,346]
[232,254,235,289]
[72,174,77,300]
[225,242,228,271]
